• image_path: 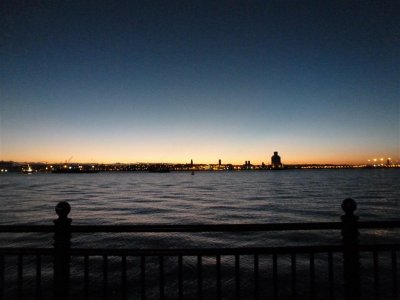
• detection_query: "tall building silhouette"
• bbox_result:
[271,151,282,169]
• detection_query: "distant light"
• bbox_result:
[373,158,377,162]
[380,158,383,161]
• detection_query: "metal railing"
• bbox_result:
[0,198,399,300]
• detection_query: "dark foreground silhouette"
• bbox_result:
[0,199,399,299]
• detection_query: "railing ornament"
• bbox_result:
[55,201,71,220]
[341,198,357,216]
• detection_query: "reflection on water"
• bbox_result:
[0,169,399,247]
[1,170,399,223]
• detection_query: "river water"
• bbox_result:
[0,169,399,299]
[0,169,399,245]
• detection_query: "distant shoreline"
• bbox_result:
[1,163,399,174]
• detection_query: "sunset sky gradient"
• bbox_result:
[1,1,399,164]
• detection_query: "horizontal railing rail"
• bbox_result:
[0,246,344,256]
[1,244,399,256]
[1,220,400,233]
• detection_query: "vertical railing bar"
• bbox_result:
[392,250,397,300]
[53,202,72,300]
[121,255,127,300]
[216,255,222,300]
[310,252,315,300]
[0,255,4,300]
[178,255,183,300]
[341,199,360,300]
[328,252,334,300]
[35,255,41,300]
[103,255,108,300]
[159,256,165,300]
[254,254,259,300]
[373,251,380,300]
[141,256,146,300]
[84,255,89,300]
[235,254,240,300]
[291,253,296,299]
[198,255,203,300]
[17,254,22,300]
[273,253,278,300]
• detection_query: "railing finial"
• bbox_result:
[341,198,357,216]
[55,201,71,219]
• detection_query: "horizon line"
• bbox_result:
[1,159,397,166]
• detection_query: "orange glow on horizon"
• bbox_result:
[2,152,398,166]
[1,135,397,166]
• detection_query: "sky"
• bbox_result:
[1,1,399,164]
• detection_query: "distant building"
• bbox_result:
[271,151,282,169]
[219,159,221,166]
[243,160,253,170]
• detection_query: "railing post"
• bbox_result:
[53,201,72,300]
[341,198,360,300]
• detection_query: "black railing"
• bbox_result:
[0,198,399,300]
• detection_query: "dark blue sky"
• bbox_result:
[1,1,399,163]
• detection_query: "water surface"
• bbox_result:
[1,169,399,248]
